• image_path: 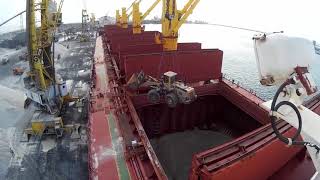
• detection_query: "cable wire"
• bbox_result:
[207,23,265,33]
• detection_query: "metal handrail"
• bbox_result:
[222,73,265,100]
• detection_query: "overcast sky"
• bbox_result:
[1,0,320,40]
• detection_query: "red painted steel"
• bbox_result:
[123,49,223,83]
[126,96,169,179]
[101,36,168,179]
[113,43,202,74]
[103,25,137,40]
[108,33,159,52]
[88,27,320,180]
[186,82,320,180]
[118,44,163,56]
[107,31,159,42]
[89,38,120,180]
[117,43,202,57]
[178,42,202,50]
[110,40,155,54]
[117,44,163,74]
[89,112,119,180]
[219,80,270,125]
[189,122,303,180]
[104,24,133,31]
[128,79,316,180]
[111,41,155,53]
[106,30,134,37]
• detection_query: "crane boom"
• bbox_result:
[180,0,194,16]
[132,0,160,34]
[141,0,161,20]
[127,0,142,17]
[117,0,142,28]
[174,0,200,33]
[0,10,26,28]
[162,0,200,51]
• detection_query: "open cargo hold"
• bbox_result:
[129,80,316,180]
[135,94,263,180]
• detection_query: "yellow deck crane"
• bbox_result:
[116,0,142,28]
[120,7,129,28]
[161,0,200,51]
[132,0,161,34]
[116,10,121,27]
[24,0,73,137]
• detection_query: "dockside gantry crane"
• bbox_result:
[81,9,90,42]
[23,0,81,138]
[25,0,66,114]
[132,0,161,34]
[161,0,200,51]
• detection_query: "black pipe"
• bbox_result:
[270,79,318,149]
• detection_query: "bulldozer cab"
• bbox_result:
[163,71,177,88]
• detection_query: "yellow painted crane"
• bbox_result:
[120,7,129,28]
[116,10,121,27]
[25,0,66,114]
[132,0,161,34]
[161,0,200,51]
[127,0,142,17]
[116,0,142,28]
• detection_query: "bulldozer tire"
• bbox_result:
[165,93,178,108]
[148,89,160,104]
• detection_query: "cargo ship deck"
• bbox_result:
[88,27,320,179]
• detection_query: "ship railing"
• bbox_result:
[222,73,265,101]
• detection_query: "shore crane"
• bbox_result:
[24,0,66,114]
[132,0,161,34]
[24,0,80,137]
[81,9,90,42]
